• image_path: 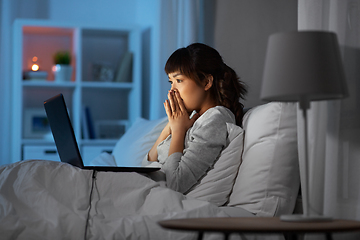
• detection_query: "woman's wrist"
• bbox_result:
[168,130,186,156]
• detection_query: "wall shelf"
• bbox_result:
[11,19,142,164]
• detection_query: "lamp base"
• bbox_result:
[280,214,332,222]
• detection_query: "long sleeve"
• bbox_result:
[161,106,235,194]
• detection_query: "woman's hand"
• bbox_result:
[148,89,200,162]
[164,90,199,134]
[165,90,199,156]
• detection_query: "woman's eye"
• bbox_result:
[176,79,182,83]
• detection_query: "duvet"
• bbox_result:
[0,160,231,240]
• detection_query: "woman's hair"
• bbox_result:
[165,43,247,126]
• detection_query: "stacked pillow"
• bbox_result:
[228,102,300,216]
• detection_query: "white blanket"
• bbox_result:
[0,160,231,240]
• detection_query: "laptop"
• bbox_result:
[44,93,160,173]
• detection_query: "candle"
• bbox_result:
[31,56,39,71]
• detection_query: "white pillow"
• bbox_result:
[90,152,117,166]
[187,123,244,206]
[228,102,300,216]
[112,117,168,167]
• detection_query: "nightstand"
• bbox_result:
[159,217,360,240]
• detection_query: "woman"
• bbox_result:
[145,43,247,194]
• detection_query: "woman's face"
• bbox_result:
[168,72,208,114]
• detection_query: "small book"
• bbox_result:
[81,106,89,139]
[114,52,133,82]
[83,106,96,139]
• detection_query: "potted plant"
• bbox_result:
[53,51,72,82]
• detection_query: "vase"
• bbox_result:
[53,64,72,82]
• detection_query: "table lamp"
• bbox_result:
[260,31,348,222]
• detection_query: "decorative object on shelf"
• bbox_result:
[31,56,40,71]
[23,56,48,81]
[23,108,51,139]
[95,120,128,139]
[261,31,348,222]
[114,51,133,82]
[53,51,72,82]
[91,62,114,82]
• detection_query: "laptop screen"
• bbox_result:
[44,94,84,168]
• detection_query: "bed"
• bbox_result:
[0,102,300,240]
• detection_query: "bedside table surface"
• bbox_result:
[159,217,360,234]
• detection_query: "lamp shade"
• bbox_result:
[260,31,348,102]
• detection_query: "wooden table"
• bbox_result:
[158,217,360,240]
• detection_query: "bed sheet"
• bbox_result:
[0,160,227,239]
[0,160,285,240]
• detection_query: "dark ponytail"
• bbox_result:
[212,63,247,126]
[165,43,247,126]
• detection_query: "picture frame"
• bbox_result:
[95,120,129,139]
[23,108,51,139]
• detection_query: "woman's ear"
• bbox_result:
[204,75,214,91]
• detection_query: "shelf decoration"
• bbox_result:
[91,62,114,82]
[53,51,72,82]
[31,56,39,71]
[23,56,48,81]
[114,51,133,82]
[23,108,51,139]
